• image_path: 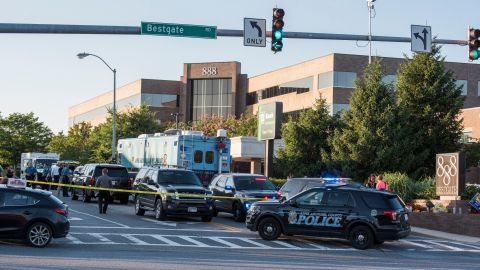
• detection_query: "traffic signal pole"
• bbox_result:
[0,22,468,46]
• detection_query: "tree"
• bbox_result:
[88,105,163,163]
[165,113,257,138]
[276,96,338,177]
[47,122,93,164]
[331,59,400,181]
[395,46,464,178]
[0,112,52,168]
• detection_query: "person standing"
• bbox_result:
[42,165,51,191]
[51,163,60,191]
[376,175,389,191]
[25,162,37,187]
[95,168,113,214]
[60,164,71,197]
[6,166,14,178]
[365,175,376,189]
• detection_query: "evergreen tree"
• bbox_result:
[276,95,338,177]
[395,46,464,178]
[331,59,399,181]
[47,122,93,164]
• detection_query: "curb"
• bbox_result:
[411,226,480,243]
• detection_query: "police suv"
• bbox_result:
[246,184,410,249]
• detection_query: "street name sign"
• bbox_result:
[411,25,432,53]
[244,18,266,47]
[141,22,217,39]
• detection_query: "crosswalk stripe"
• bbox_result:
[89,233,113,243]
[424,240,463,251]
[399,240,433,249]
[66,235,83,244]
[177,236,210,247]
[209,237,242,248]
[295,238,330,250]
[272,240,300,249]
[151,235,182,246]
[122,234,149,245]
[437,241,480,250]
[237,238,270,248]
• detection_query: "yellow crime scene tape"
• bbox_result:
[26,180,269,201]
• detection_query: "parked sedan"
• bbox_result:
[0,183,70,247]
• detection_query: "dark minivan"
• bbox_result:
[71,164,131,204]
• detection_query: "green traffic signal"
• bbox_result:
[470,50,480,60]
[274,30,283,40]
[273,41,283,50]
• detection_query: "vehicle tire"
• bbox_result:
[349,225,374,250]
[201,215,213,222]
[71,191,78,201]
[120,196,129,205]
[26,222,52,248]
[134,197,145,216]
[258,217,281,241]
[154,199,167,221]
[232,203,245,222]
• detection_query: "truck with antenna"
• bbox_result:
[117,129,231,185]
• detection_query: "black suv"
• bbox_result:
[209,173,279,222]
[246,185,410,249]
[133,167,214,222]
[0,184,70,247]
[71,164,131,204]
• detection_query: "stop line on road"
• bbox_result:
[64,232,480,252]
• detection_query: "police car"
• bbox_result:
[246,183,410,249]
[0,179,70,247]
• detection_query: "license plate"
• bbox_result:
[188,207,197,213]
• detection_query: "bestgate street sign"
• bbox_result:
[141,22,217,39]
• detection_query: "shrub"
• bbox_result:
[463,184,480,201]
[383,172,437,202]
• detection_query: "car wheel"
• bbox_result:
[232,203,245,222]
[71,190,78,200]
[154,199,167,221]
[212,207,219,217]
[134,198,145,216]
[26,222,52,248]
[349,225,374,250]
[201,215,213,222]
[258,217,281,241]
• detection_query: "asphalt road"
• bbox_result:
[1,197,479,270]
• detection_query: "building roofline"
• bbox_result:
[185,61,240,65]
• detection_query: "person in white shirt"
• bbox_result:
[50,163,60,191]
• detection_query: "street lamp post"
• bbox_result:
[77,52,117,162]
[170,113,183,129]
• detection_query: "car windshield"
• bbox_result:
[234,176,276,190]
[157,170,202,186]
[35,159,57,169]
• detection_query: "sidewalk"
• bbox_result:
[412,226,480,243]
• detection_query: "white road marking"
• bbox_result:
[272,240,300,249]
[150,235,182,246]
[237,238,270,248]
[424,240,463,251]
[68,217,83,221]
[209,237,242,248]
[70,225,240,233]
[141,218,177,227]
[66,235,83,244]
[89,233,114,243]
[437,241,480,250]
[69,209,129,228]
[122,234,149,245]
[295,238,331,250]
[399,240,433,249]
[177,236,210,247]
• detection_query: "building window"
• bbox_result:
[318,71,357,89]
[456,80,468,96]
[382,75,397,87]
[194,150,203,163]
[461,131,473,144]
[191,79,233,121]
[477,81,480,96]
[205,151,214,164]
[246,77,313,106]
[141,94,178,108]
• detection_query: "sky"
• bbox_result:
[0,0,477,133]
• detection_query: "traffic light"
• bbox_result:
[271,8,285,52]
[469,28,480,61]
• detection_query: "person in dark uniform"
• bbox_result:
[95,168,113,214]
[42,165,51,191]
[25,162,37,187]
[60,164,71,197]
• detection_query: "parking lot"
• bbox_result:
[1,198,479,270]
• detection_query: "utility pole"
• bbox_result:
[367,0,376,64]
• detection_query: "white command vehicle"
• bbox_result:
[21,152,60,179]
